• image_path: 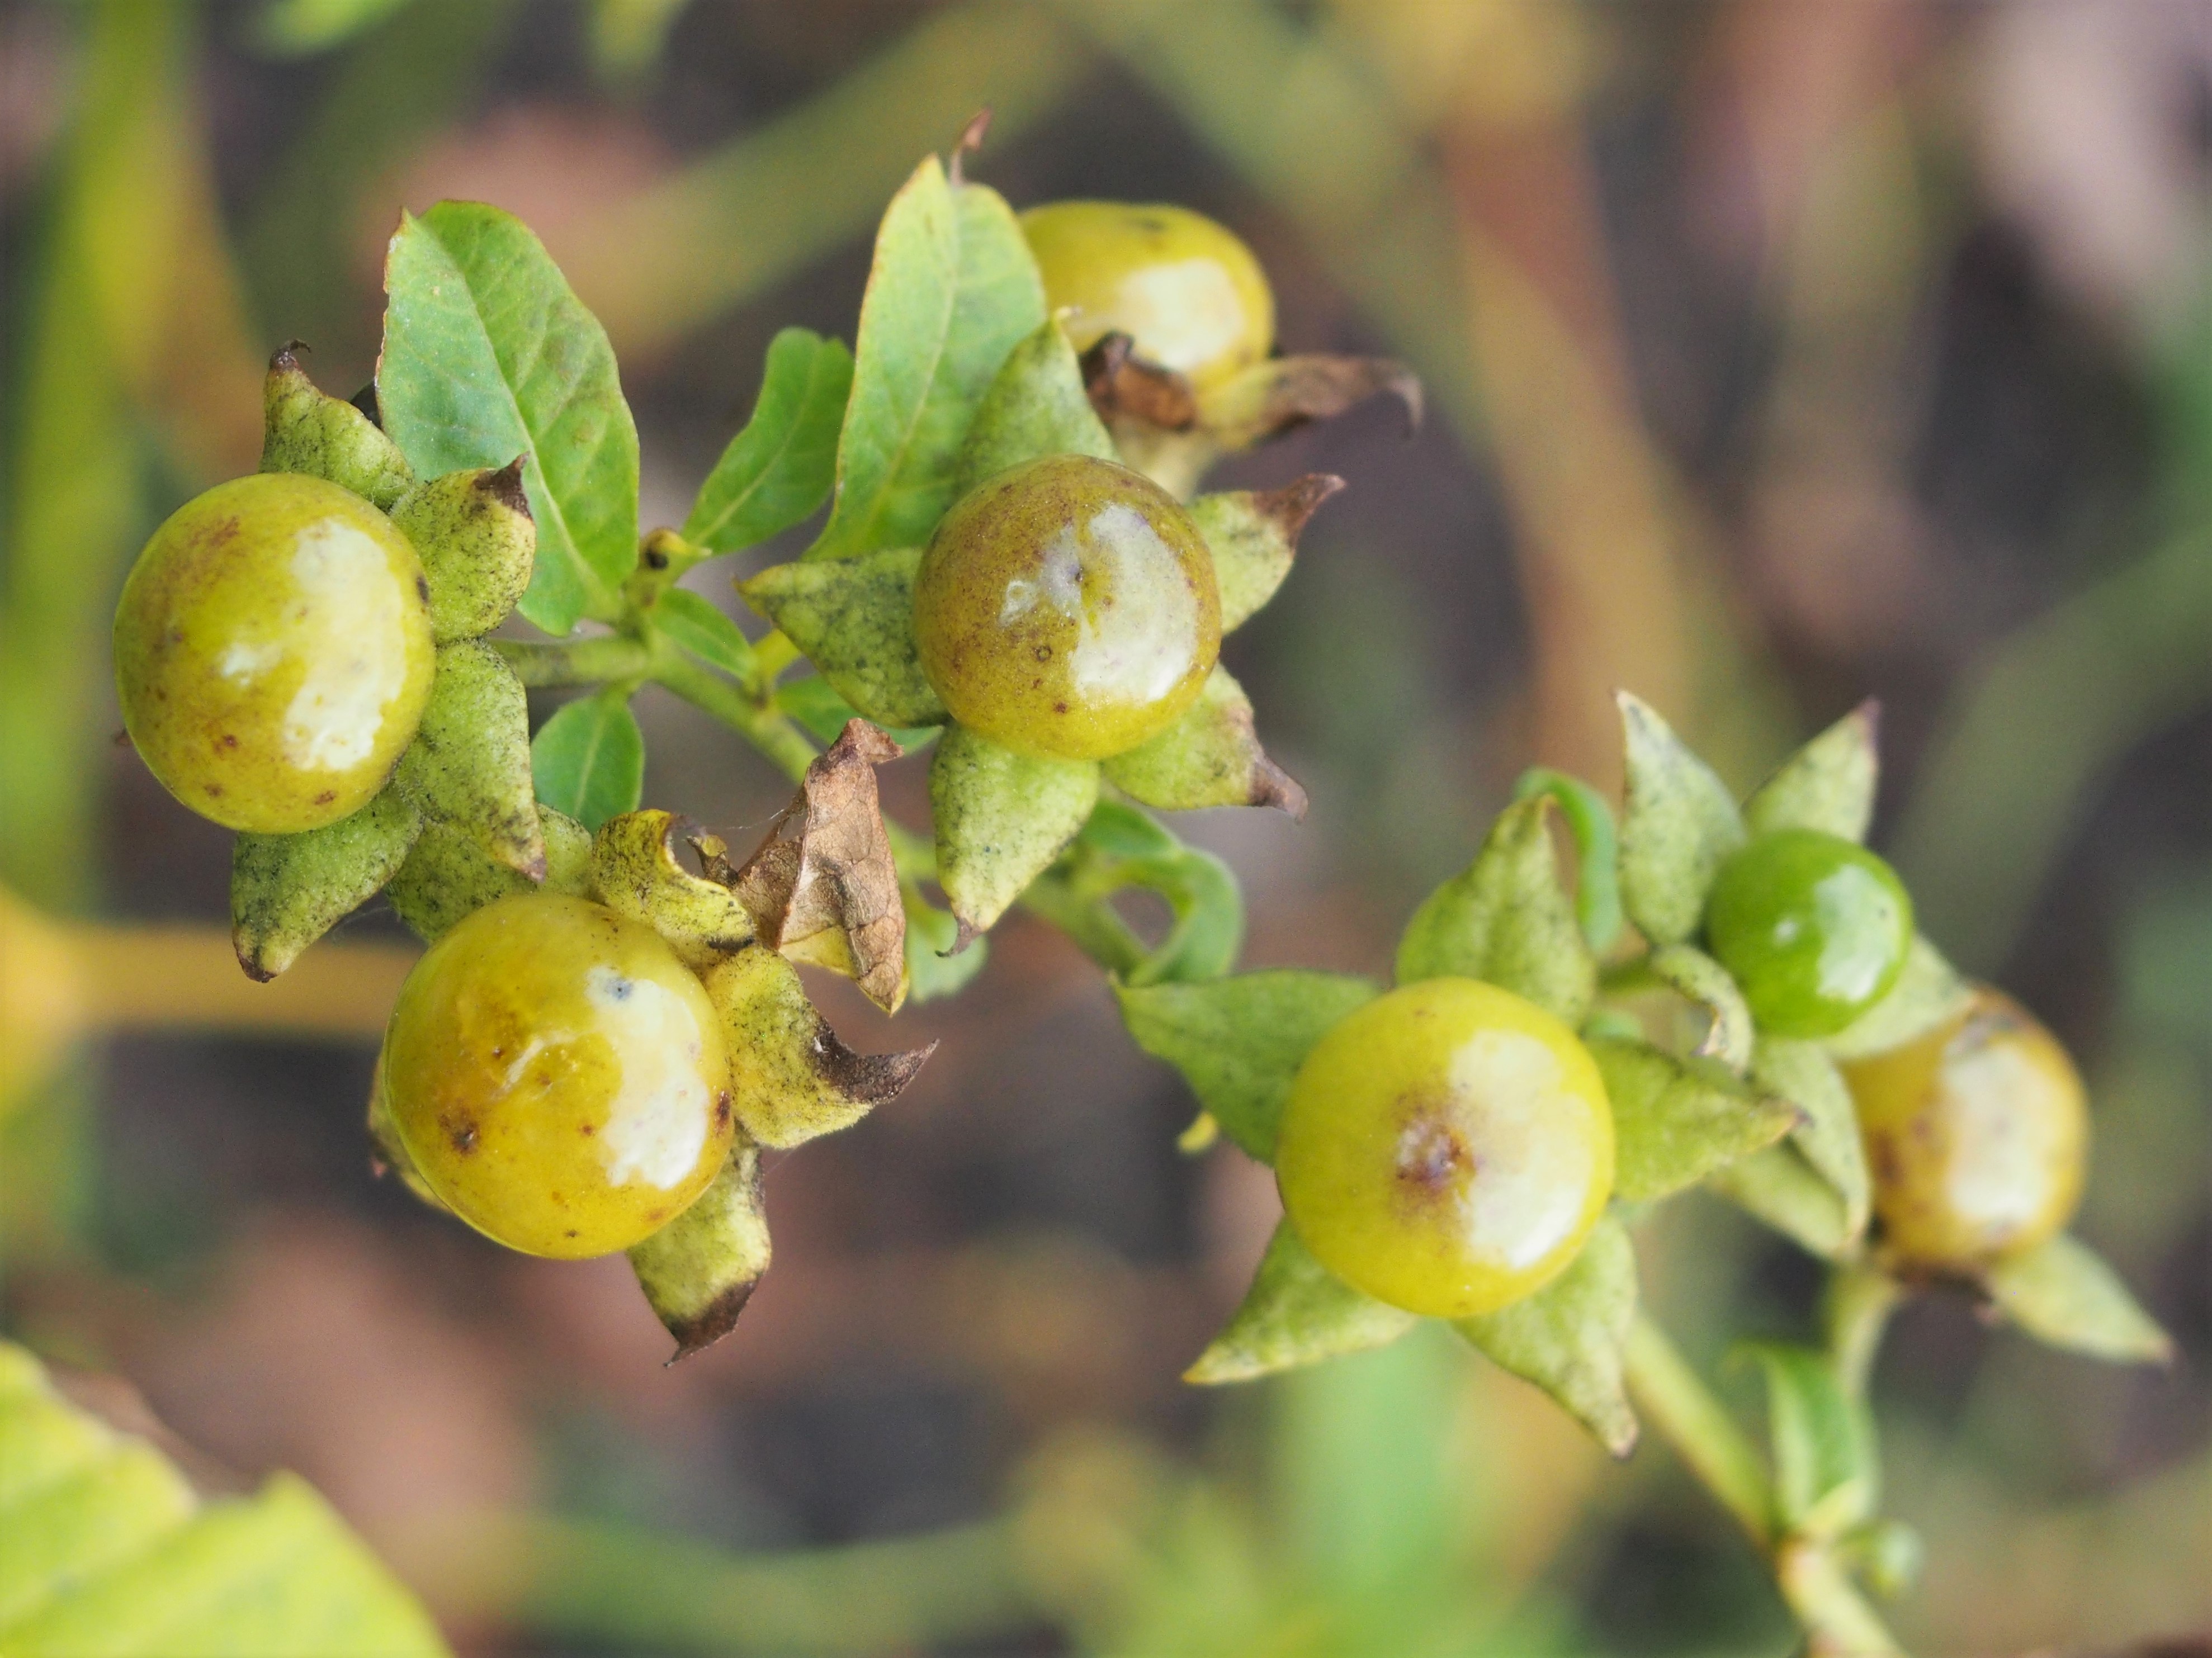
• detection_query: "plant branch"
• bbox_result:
[1824,1262,1902,1401]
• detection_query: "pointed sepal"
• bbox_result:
[701,944,934,1148]
[392,639,543,878]
[952,315,1116,494]
[1648,943,1755,1072]
[930,725,1098,942]
[1191,475,1344,632]
[1752,1038,1871,1245]
[1455,1214,1639,1456]
[389,462,536,642]
[386,810,591,943]
[1618,692,1746,946]
[1114,970,1380,1162]
[1709,1143,1855,1259]
[587,810,756,970]
[1100,665,1305,817]
[1592,1036,1800,1204]
[739,548,946,729]
[628,1137,772,1363]
[1194,353,1423,451]
[730,720,909,1013]
[259,344,414,510]
[1981,1234,2173,1365]
[1396,794,1595,1026]
[1184,1220,1417,1384]
[1744,702,1879,843]
[231,792,423,980]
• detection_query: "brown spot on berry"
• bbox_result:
[579,1123,594,1136]
[414,573,430,604]
[220,733,238,749]
[1053,701,1069,714]
[1396,1110,1471,1196]
[445,1118,478,1154]
[565,1229,579,1239]
[313,790,336,806]
[716,1091,732,1129]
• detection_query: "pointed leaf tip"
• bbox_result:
[1185,1220,1416,1384]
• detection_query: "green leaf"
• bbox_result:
[531,692,644,831]
[775,674,940,752]
[381,200,640,635]
[254,0,414,56]
[628,1139,772,1362]
[1185,1220,1417,1384]
[740,549,946,728]
[702,944,932,1148]
[386,810,591,942]
[229,792,423,981]
[1101,664,1306,817]
[1752,1038,1870,1245]
[1708,1143,1854,1259]
[902,885,988,1001]
[951,315,1115,494]
[1115,970,1379,1162]
[1743,702,1879,843]
[1648,943,1755,1072]
[1513,767,1623,953]
[1617,691,1746,946]
[1740,1342,1876,1538]
[394,639,544,877]
[388,462,536,643]
[259,347,414,511]
[1983,1234,2174,1364]
[653,588,754,679]
[1455,1215,1638,1456]
[929,724,1097,939]
[1591,1036,1799,1204]
[682,327,853,554]
[1821,934,1973,1061]
[1395,795,1595,1026]
[805,157,1044,561]
[1189,476,1344,634]
[0,1340,447,1654]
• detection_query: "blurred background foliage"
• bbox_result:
[1,1,2206,1652]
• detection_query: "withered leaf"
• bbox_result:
[1197,353,1424,450]
[1081,333,1202,432]
[733,719,909,1013]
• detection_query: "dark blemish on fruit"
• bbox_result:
[716,1091,732,1129]
[579,1122,595,1136]
[1396,1111,1470,1195]
[205,784,223,797]
[415,574,430,604]
[566,1229,579,1238]
[1031,678,1043,690]
[446,1119,478,1153]
[604,975,633,1001]
[220,733,239,749]
[169,628,186,645]
[313,790,336,805]
[1033,644,1052,662]
[1053,701,1069,714]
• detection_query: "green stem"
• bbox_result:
[1623,1314,1773,1547]
[1823,1262,1902,1401]
[647,642,819,786]
[1625,1314,1907,1655]
[497,634,654,688]
[1017,871,1149,977]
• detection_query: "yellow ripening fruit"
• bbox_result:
[1020,201,1275,391]
[114,473,436,833]
[1275,978,1615,1319]
[1847,986,2088,1271]
[381,893,735,1258]
[913,454,1221,761]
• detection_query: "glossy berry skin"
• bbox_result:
[913,454,1221,761]
[1703,829,1914,1038]
[1846,987,2087,1271]
[114,473,436,833]
[381,893,735,1259]
[1275,978,1615,1319]
[1020,201,1275,391]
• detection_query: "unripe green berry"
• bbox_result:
[381,892,735,1259]
[1703,829,1913,1038]
[114,473,437,833]
[913,454,1221,761]
[1275,978,1615,1319]
[1020,202,1275,391]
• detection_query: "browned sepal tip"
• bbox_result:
[1254,761,1309,822]
[661,1277,763,1365]
[235,939,280,984]
[1082,334,1200,431]
[948,108,993,186]
[481,456,531,517]
[810,1029,937,1106]
[947,917,983,956]
[1258,474,1346,542]
[1605,1424,1639,1461]
[270,340,310,372]
[1382,362,1424,433]
[1852,696,1882,743]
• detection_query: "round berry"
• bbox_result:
[381,893,735,1259]
[1275,978,1615,1319]
[913,453,1221,761]
[1703,829,1914,1038]
[1846,987,2087,1271]
[114,473,436,833]
[1020,201,1275,391]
